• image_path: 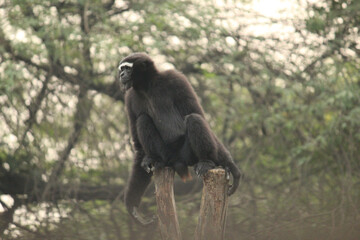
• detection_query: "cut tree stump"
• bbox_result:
[154,167,182,240]
[195,168,229,240]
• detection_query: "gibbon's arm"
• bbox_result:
[124,91,142,151]
[124,93,157,226]
[169,75,206,118]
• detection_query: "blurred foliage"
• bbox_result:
[0,0,359,239]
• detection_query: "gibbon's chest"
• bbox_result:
[146,93,174,125]
[134,87,172,118]
[134,89,185,143]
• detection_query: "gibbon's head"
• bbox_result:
[118,52,157,91]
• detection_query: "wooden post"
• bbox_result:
[195,168,229,240]
[154,167,182,240]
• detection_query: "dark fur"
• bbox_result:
[120,53,241,225]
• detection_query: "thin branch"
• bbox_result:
[41,86,92,201]
[15,74,52,153]
[107,7,130,17]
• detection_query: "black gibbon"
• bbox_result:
[119,53,241,225]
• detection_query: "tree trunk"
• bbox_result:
[154,167,182,240]
[195,168,229,240]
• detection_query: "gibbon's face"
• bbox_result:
[118,61,134,90]
[118,52,155,91]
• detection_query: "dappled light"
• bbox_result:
[0,0,359,239]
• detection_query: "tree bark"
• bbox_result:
[195,168,229,240]
[154,167,182,240]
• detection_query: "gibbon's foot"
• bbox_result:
[225,166,231,180]
[227,166,242,196]
[141,156,155,173]
[132,207,158,226]
[194,160,216,177]
[141,156,165,173]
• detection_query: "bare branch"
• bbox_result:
[41,86,92,200]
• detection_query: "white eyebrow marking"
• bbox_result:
[118,62,133,70]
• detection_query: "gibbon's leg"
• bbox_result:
[215,138,241,195]
[184,113,217,176]
[184,113,241,195]
[136,113,169,172]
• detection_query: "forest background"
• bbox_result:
[0,0,359,239]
